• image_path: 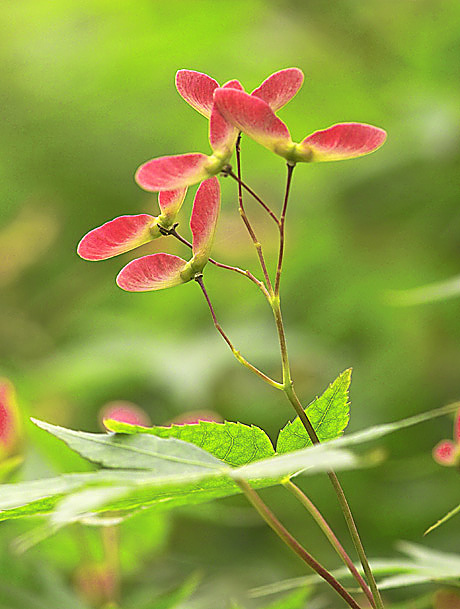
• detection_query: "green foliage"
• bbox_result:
[233,588,310,609]
[0,561,91,609]
[0,446,358,526]
[1,401,455,527]
[32,419,224,472]
[252,542,460,597]
[124,572,201,609]
[277,369,351,453]
[104,419,275,466]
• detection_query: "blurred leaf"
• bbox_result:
[104,419,275,466]
[261,587,311,609]
[125,572,200,609]
[0,451,358,524]
[0,561,90,609]
[425,502,460,535]
[0,455,23,482]
[251,542,460,597]
[388,274,460,306]
[276,369,351,453]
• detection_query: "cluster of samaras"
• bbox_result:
[77,68,386,292]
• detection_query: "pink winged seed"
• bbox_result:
[77,215,156,261]
[222,79,245,91]
[0,379,18,451]
[214,88,291,152]
[117,253,187,292]
[251,68,304,112]
[190,177,220,260]
[209,103,239,155]
[175,70,219,119]
[433,440,456,466]
[136,153,211,192]
[158,188,187,218]
[301,123,387,162]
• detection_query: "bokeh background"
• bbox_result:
[1,0,459,607]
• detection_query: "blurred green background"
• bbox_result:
[1,0,460,607]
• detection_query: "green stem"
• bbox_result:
[236,479,363,609]
[283,376,384,609]
[283,480,375,608]
[195,275,282,390]
[264,168,385,609]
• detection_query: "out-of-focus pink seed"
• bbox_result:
[0,379,21,458]
[99,401,152,431]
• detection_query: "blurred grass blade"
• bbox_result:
[425,502,460,535]
[387,274,460,306]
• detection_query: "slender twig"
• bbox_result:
[195,275,282,390]
[159,224,270,299]
[224,168,280,226]
[274,164,294,295]
[281,380,385,609]
[232,135,274,293]
[283,480,375,608]
[264,172,385,608]
[236,479,363,609]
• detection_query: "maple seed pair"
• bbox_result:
[136,68,305,191]
[77,67,387,292]
[136,68,386,191]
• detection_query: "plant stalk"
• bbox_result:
[234,135,274,293]
[236,478,363,609]
[195,275,282,390]
[160,224,270,299]
[274,163,294,295]
[283,479,375,607]
[268,166,385,609]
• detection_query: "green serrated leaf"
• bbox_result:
[104,419,274,466]
[1,403,456,524]
[32,419,225,473]
[276,369,351,453]
[425,502,460,535]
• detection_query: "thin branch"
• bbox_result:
[224,167,280,226]
[283,383,385,609]
[236,479,363,609]
[274,163,294,295]
[159,224,270,299]
[195,275,282,390]
[231,136,274,293]
[283,480,375,608]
